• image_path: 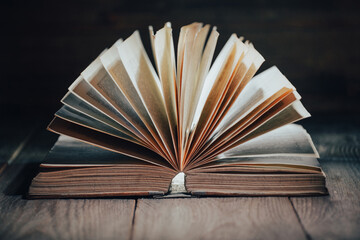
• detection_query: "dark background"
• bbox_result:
[1,0,360,120]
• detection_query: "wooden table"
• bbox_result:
[0,115,359,240]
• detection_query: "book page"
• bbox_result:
[102,32,176,164]
[67,76,172,156]
[187,94,308,170]
[200,44,264,144]
[190,156,321,173]
[176,23,213,167]
[182,27,219,149]
[119,31,176,163]
[193,27,219,108]
[152,23,178,158]
[55,106,144,146]
[216,124,319,158]
[185,35,245,162]
[30,135,176,198]
[69,76,140,138]
[190,85,296,166]
[100,42,170,159]
[191,34,239,128]
[61,92,134,137]
[235,100,311,146]
[209,89,296,153]
[210,66,296,141]
[190,66,300,164]
[42,135,175,172]
[47,117,177,169]
[81,55,151,143]
[184,42,264,165]
[179,24,209,142]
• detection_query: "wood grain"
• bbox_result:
[0,127,58,195]
[301,116,360,161]
[0,198,135,240]
[290,161,360,240]
[132,198,307,240]
[290,119,360,240]
[0,127,136,240]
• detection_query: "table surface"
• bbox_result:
[0,115,359,240]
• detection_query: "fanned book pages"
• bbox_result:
[29,22,327,198]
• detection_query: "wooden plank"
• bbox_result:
[0,198,135,240]
[318,161,360,201]
[290,119,360,240]
[0,127,136,240]
[132,198,307,240]
[291,161,360,240]
[0,127,58,194]
[304,126,360,161]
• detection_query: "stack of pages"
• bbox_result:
[29,22,327,198]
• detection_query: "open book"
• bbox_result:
[29,22,327,198]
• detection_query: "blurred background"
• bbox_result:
[1,0,360,120]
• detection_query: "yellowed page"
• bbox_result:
[152,22,178,158]
[191,34,239,128]
[61,92,139,142]
[187,35,248,163]
[68,76,140,138]
[117,31,176,163]
[184,40,265,165]
[183,27,219,140]
[188,88,295,169]
[217,124,319,159]
[55,106,143,146]
[237,100,311,145]
[188,96,310,170]
[99,41,173,163]
[175,23,204,166]
[181,24,210,135]
[81,54,160,148]
[211,66,296,141]
[190,155,321,173]
[47,117,175,169]
[201,43,265,143]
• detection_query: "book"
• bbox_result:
[29,22,327,198]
